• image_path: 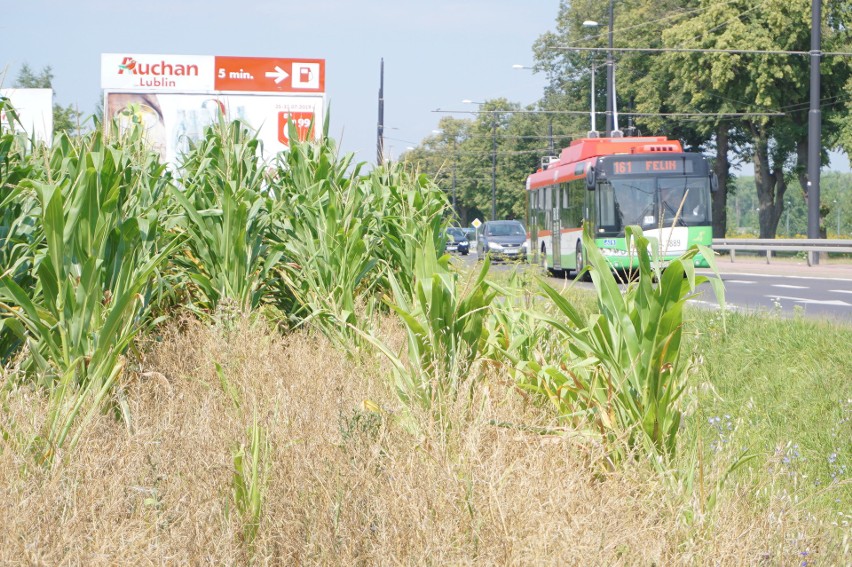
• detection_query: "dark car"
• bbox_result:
[477,220,528,261]
[445,227,470,255]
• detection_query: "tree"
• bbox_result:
[836,74,852,156]
[531,0,741,237]
[14,63,82,134]
[405,98,566,225]
[531,0,852,239]
[617,0,745,239]
[404,117,470,221]
[660,0,852,238]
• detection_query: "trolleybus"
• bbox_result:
[526,136,716,275]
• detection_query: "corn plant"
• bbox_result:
[230,415,269,554]
[170,119,283,313]
[364,165,449,300]
[0,130,179,462]
[270,132,449,345]
[361,239,497,427]
[483,268,555,373]
[271,140,379,340]
[526,226,725,462]
[0,113,41,361]
[270,132,381,339]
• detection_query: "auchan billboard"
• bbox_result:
[101,53,325,94]
[101,53,326,162]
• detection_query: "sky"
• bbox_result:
[1,0,556,164]
[2,0,849,173]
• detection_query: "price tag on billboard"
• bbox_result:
[278,111,315,146]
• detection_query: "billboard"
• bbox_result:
[101,53,326,162]
[0,88,54,145]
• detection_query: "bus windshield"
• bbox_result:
[597,176,711,235]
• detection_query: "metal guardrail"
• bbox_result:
[712,238,852,266]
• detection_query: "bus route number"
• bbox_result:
[613,161,633,174]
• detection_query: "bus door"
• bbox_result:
[585,178,597,237]
[527,188,538,258]
[552,185,562,269]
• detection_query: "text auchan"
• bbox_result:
[117,57,200,87]
[118,56,200,77]
[102,53,215,91]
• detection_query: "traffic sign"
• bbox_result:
[101,53,325,94]
[471,218,482,228]
[214,56,325,93]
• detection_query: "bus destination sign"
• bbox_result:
[604,158,693,176]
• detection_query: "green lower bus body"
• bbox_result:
[548,250,711,270]
[538,227,713,271]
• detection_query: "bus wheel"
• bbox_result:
[575,241,589,281]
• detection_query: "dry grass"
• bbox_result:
[0,314,844,565]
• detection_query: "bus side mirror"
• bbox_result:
[710,172,719,192]
[585,166,595,190]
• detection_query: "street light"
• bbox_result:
[463,99,497,221]
[606,0,616,136]
[584,2,619,136]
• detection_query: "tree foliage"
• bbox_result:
[406,1,852,239]
[657,0,852,238]
[404,99,565,225]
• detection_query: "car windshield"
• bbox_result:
[446,228,465,240]
[486,222,525,236]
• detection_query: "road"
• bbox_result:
[453,252,852,322]
[693,261,852,321]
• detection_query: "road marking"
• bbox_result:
[688,299,743,312]
[725,279,757,284]
[771,284,809,289]
[767,294,852,307]
[829,289,852,294]
[697,270,852,283]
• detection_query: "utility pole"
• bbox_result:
[491,120,497,220]
[786,201,791,236]
[605,0,614,136]
[377,58,384,165]
[548,118,554,154]
[452,136,457,217]
[836,200,841,235]
[806,0,822,262]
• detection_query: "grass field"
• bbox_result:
[1,299,848,564]
[688,308,851,513]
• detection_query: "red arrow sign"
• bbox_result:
[213,57,325,93]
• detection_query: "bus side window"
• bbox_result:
[544,187,551,226]
[567,180,584,228]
